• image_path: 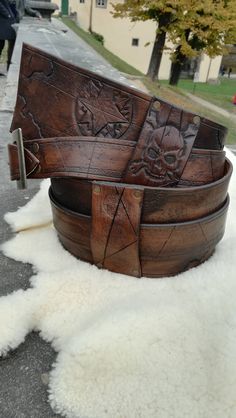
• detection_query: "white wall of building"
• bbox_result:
[70,0,91,30]
[158,42,172,80]
[197,54,222,82]
[92,2,157,74]
[70,0,170,75]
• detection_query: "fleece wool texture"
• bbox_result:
[0,149,236,418]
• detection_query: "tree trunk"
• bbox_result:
[169,50,187,86]
[147,15,170,80]
[169,30,190,86]
[147,29,167,80]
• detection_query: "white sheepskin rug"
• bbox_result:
[1,149,236,418]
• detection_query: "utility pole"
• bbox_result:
[89,0,93,32]
[206,58,212,82]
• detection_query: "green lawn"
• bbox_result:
[159,78,236,114]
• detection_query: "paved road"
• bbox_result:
[187,92,236,120]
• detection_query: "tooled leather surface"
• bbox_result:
[10,45,226,188]
[11,45,151,143]
[124,99,200,186]
[91,183,144,277]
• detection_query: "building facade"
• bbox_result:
[56,0,222,82]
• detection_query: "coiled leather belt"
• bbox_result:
[8,44,233,278]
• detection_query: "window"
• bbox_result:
[96,0,107,7]
[80,0,85,3]
[132,38,139,47]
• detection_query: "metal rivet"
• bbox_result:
[133,190,142,198]
[32,142,39,153]
[153,100,161,111]
[94,185,101,193]
[193,116,200,125]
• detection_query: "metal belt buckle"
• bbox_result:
[12,128,27,190]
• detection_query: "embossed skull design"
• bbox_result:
[129,125,185,184]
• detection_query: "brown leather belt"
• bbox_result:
[11,44,227,150]
[7,44,232,278]
[49,186,230,278]
[50,159,232,224]
[8,135,225,186]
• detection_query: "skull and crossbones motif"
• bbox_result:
[129,125,186,185]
